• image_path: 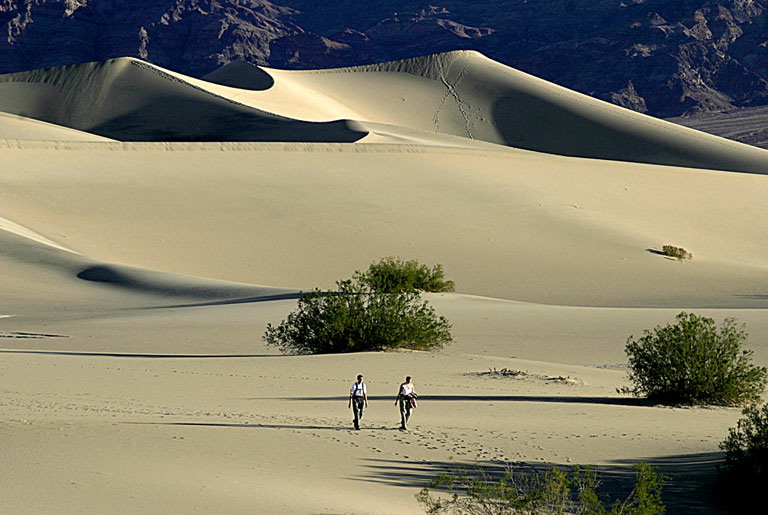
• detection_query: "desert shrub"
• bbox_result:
[622,312,767,406]
[719,403,768,489]
[661,245,692,260]
[416,462,665,514]
[263,278,452,354]
[354,256,455,293]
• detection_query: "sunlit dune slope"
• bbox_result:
[1,141,766,308]
[1,52,768,172]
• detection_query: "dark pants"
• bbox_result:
[399,396,413,429]
[352,396,365,428]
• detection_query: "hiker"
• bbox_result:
[348,374,368,430]
[395,376,417,430]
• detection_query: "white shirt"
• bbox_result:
[400,384,414,396]
[350,382,367,396]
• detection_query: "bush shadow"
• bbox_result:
[357,452,735,514]
[646,248,676,260]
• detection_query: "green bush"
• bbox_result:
[661,245,692,260]
[416,462,665,514]
[354,256,455,293]
[263,278,452,354]
[720,403,768,487]
[622,312,767,406]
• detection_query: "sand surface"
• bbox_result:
[2,52,767,514]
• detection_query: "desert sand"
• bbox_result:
[1,51,767,514]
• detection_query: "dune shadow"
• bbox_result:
[0,349,275,358]
[78,265,132,284]
[270,394,647,407]
[88,103,367,142]
[77,264,304,308]
[202,61,275,91]
[126,421,397,431]
[147,292,304,309]
[491,92,768,175]
[0,331,68,339]
[358,452,732,514]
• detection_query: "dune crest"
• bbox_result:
[0,216,76,253]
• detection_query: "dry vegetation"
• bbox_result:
[662,245,693,261]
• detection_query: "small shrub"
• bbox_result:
[479,368,528,378]
[719,403,768,487]
[355,256,455,293]
[416,462,665,514]
[263,278,452,354]
[661,245,692,260]
[621,312,767,406]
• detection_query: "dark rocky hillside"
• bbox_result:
[3,0,768,120]
[0,1,301,77]
[668,104,768,149]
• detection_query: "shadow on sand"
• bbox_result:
[646,248,676,260]
[125,421,402,432]
[0,349,276,358]
[144,292,304,309]
[357,452,734,514]
[271,394,649,407]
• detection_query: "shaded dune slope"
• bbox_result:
[0,111,114,141]
[0,52,767,172]
[0,225,298,312]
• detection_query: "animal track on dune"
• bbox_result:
[433,59,473,139]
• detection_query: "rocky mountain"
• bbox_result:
[0,0,301,77]
[2,0,768,118]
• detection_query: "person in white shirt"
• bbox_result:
[394,376,417,430]
[348,374,368,430]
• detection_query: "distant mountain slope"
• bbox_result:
[668,105,768,150]
[0,0,301,77]
[3,1,768,120]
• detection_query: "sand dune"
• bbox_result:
[2,52,768,172]
[1,140,766,307]
[0,59,366,142]
[2,52,767,514]
[204,52,768,173]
